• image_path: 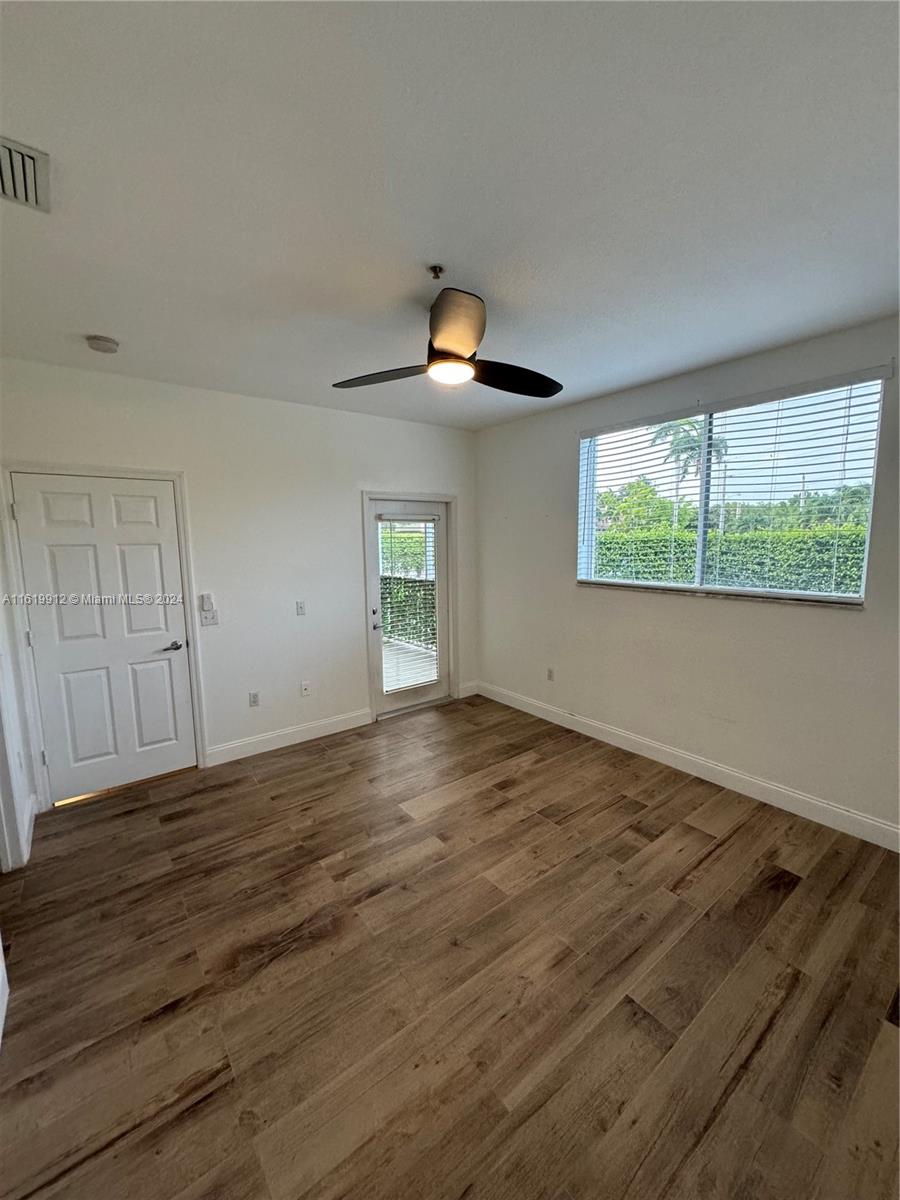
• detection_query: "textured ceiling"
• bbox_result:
[1,2,897,429]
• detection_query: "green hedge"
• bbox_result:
[379,530,429,577]
[380,576,437,649]
[594,526,867,594]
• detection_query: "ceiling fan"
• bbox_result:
[333,286,563,398]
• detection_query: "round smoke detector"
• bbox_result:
[85,334,119,354]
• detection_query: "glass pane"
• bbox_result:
[581,419,702,585]
[704,384,881,596]
[378,519,439,693]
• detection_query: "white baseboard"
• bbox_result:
[205,708,373,767]
[457,681,481,699]
[476,682,900,851]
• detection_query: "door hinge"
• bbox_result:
[25,629,34,648]
[41,749,48,766]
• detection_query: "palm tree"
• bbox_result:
[651,418,727,530]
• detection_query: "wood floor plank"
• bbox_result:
[0,697,894,1200]
[630,860,800,1035]
[549,822,714,952]
[381,844,614,1006]
[683,786,757,838]
[812,1019,899,1200]
[251,923,575,1195]
[0,996,230,1198]
[356,810,556,936]
[742,901,898,1151]
[255,1035,477,1200]
[408,997,675,1200]
[662,1085,821,1200]
[572,944,804,1200]
[763,813,840,877]
[483,824,589,896]
[669,804,792,910]
[621,776,723,845]
[759,832,886,972]
[473,888,695,1111]
[860,848,900,918]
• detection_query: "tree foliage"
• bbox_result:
[649,418,727,480]
[598,477,698,531]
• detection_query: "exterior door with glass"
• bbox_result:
[365,498,450,715]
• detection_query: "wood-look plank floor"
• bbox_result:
[0,696,897,1200]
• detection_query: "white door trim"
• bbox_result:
[1,461,208,811]
[361,491,460,720]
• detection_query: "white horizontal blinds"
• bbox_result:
[577,377,884,598]
[704,381,882,596]
[378,519,439,693]
[577,436,597,579]
[578,418,704,585]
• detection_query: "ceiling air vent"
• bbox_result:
[0,136,50,212]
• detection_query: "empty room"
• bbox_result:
[0,3,897,1198]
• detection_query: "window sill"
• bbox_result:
[575,578,865,608]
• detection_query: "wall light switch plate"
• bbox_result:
[301,680,312,697]
[200,608,219,626]
[296,600,306,617]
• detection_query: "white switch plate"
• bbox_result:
[248,691,260,707]
[296,600,306,617]
[200,608,219,626]
[301,680,312,697]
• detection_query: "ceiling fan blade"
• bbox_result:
[429,288,487,358]
[473,359,563,398]
[332,365,427,389]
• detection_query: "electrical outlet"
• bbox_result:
[200,608,219,627]
[301,680,312,697]
[248,691,260,707]
[546,668,555,682]
[296,600,306,617]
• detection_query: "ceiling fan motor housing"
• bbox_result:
[428,288,487,359]
[426,339,476,367]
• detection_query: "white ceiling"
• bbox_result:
[1,2,897,430]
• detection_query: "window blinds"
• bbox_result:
[577,378,884,600]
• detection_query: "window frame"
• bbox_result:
[576,362,892,607]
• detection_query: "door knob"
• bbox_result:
[158,640,183,651]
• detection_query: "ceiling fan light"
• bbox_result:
[427,358,475,386]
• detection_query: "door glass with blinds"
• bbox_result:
[365,498,450,714]
[577,376,884,601]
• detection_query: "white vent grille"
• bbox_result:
[0,136,49,212]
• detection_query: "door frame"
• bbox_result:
[1,460,208,810]
[361,491,460,720]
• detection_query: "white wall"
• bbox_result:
[0,359,478,792]
[477,317,899,846]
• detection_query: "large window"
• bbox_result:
[577,377,884,601]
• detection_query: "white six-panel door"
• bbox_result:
[11,473,196,800]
